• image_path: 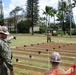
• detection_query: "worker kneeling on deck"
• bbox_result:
[44,52,74,75]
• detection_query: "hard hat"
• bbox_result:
[0,26,10,35]
[50,52,61,62]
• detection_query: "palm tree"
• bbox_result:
[39,17,46,23]
[48,7,54,24]
[43,6,57,31]
[48,8,57,25]
[43,6,54,27]
[57,0,68,35]
[52,9,57,25]
[42,6,49,29]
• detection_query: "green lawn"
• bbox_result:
[9,34,76,75]
[10,33,76,47]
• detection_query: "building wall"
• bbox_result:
[30,25,39,33]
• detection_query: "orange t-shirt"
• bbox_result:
[44,68,65,75]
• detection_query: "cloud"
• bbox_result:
[11,0,26,6]
[39,0,48,16]
[73,7,76,23]
[3,0,76,23]
[48,0,58,9]
[73,7,76,16]
[39,0,59,17]
[4,0,27,18]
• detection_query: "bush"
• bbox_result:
[52,32,58,36]
[10,31,15,33]
[72,31,76,35]
[39,25,47,33]
[17,20,30,33]
[57,30,64,36]
[52,30,62,36]
[67,30,76,35]
[34,31,40,33]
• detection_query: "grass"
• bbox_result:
[10,33,76,46]
[14,67,44,75]
[10,34,46,46]
[9,34,76,75]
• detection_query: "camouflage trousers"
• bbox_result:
[0,64,8,75]
[47,37,51,43]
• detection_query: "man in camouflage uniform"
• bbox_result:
[47,31,51,43]
[0,26,14,75]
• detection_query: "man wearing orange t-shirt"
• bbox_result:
[44,52,74,75]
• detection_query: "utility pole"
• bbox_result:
[31,0,34,35]
[68,0,72,38]
[61,0,64,35]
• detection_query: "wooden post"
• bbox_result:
[16,58,19,62]
[74,57,76,74]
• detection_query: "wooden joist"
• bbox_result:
[13,63,46,72]
[13,56,74,66]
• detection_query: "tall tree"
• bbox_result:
[42,6,57,32]
[57,0,75,35]
[73,0,76,3]
[10,6,24,33]
[26,0,39,35]
[53,9,57,25]
[43,6,57,30]
[48,7,57,25]
[65,0,75,37]
[0,0,4,25]
[43,6,53,28]
[57,0,67,34]
[42,6,49,28]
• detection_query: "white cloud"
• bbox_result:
[73,7,76,16]
[4,0,27,18]
[39,0,76,23]
[11,0,26,6]
[48,0,58,9]
[73,7,76,23]
[3,0,76,23]
[39,0,48,16]
[39,0,59,17]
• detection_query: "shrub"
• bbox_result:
[17,20,30,33]
[53,32,58,36]
[72,31,76,35]
[34,31,40,33]
[39,25,47,33]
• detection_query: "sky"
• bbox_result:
[2,0,76,23]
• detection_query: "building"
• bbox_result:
[4,14,26,32]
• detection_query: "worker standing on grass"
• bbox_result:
[44,52,75,75]
[0,26,14,75]
[47,31,51,43]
